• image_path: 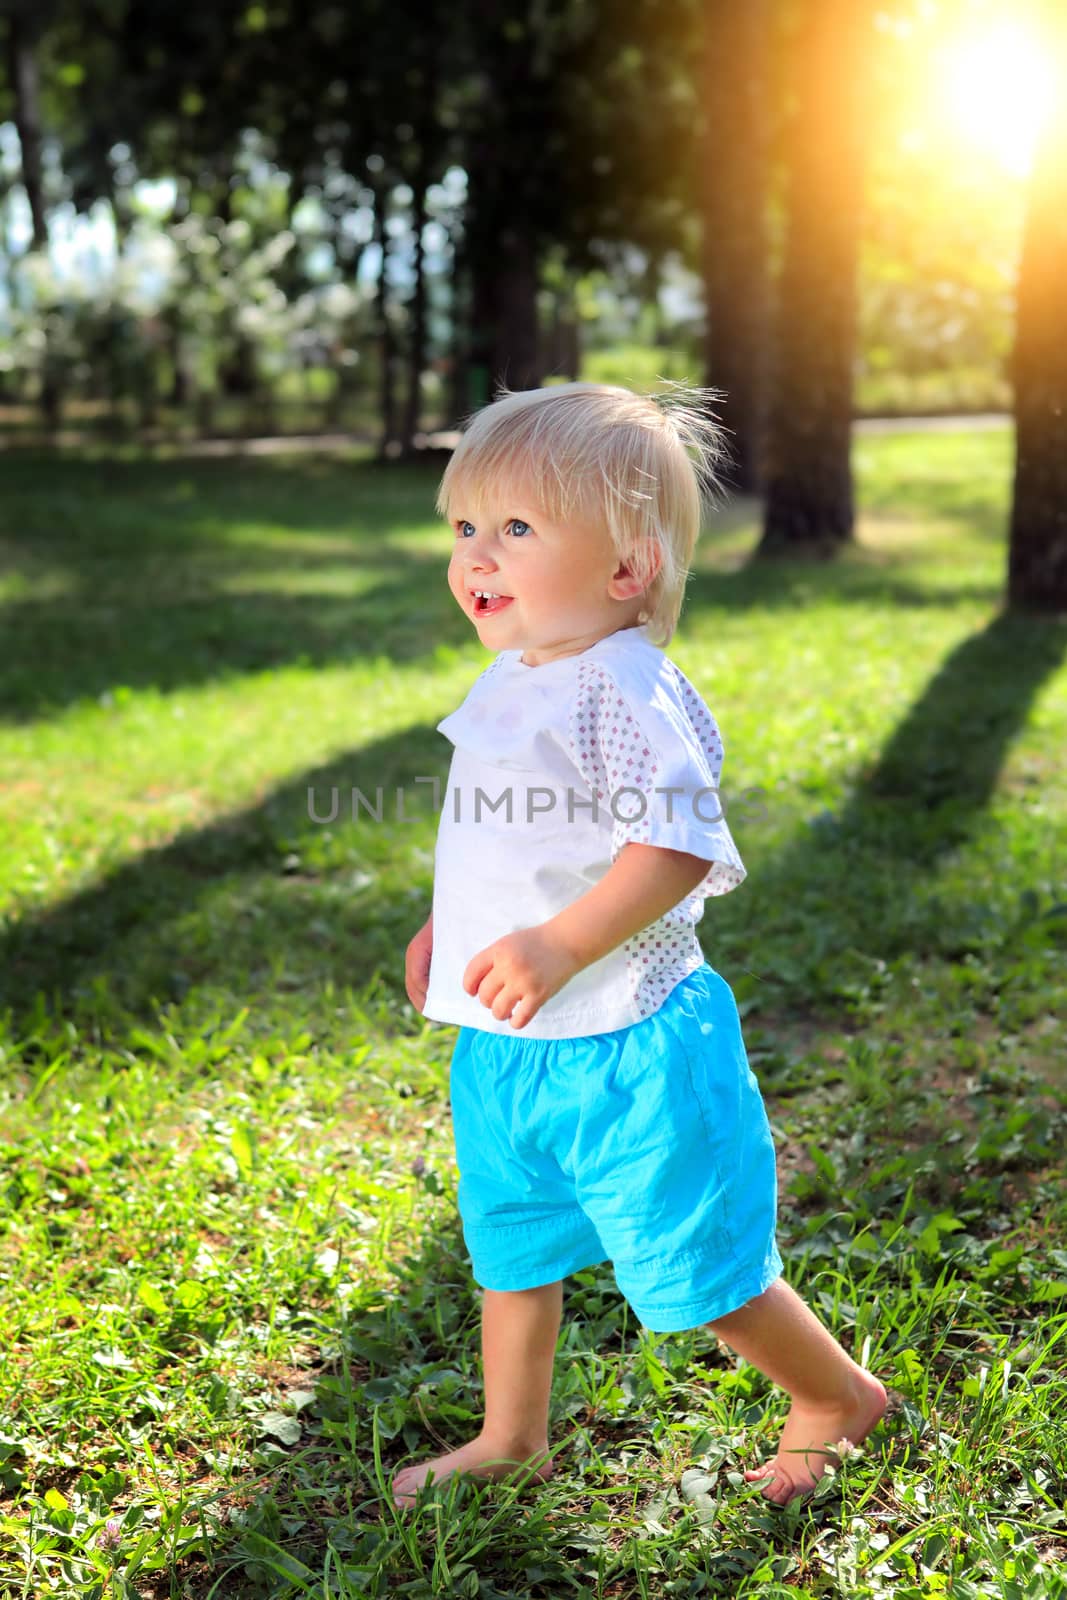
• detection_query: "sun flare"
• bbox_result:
[940,20,1056,177]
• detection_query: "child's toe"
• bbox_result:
[743,1465,774,1487]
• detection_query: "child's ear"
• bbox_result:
[610,548,662,600]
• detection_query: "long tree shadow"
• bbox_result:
[0,458,1009,724]
[2,546,1001,726]
[8,442,1060,1583]
[0,573,466,722]
[687,559,1002,614]
[0,537,1004,726]
[733,610,1067,1015]
[3,431,1061,1043]
[860,612,1067,840]
[5,609,1063,1052]
[0,452,468,720]
[0,718,452,1033]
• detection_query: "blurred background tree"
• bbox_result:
[0,0,1063,603]
[1008,2,1067,610]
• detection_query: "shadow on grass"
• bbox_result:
[862,612,1067,838]
[3,608,1065,1047]
[0,459,1006,723]
[0,454,475,721]
[5,498,1064,1589]
[0,719,447,1032]
[0,576,469,723]
[733,610,1067,1016]
[1,437,1060,1037]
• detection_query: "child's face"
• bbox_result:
[447,479,647,664]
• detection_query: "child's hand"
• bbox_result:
[405,914,434,1012]
[463,927,580,1030]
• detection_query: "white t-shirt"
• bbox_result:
[422,623,746,1039]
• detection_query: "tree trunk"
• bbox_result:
[1008,17,1067,612]
[0,185,18,399]
[7,12,47,249]
[325,223,366,429]
[465,194,496,411]
[8,7,61,429]
[446,221,471,427]
[400,22,439,456]
[373,180,398,456]
[759,0,874,555]
[460,0,546,407]
[490,225,541,392]
[542,281,581,381]
[164,188,191,410]
[465,221,541,403]
[166,312,189,409]
[400,171,429,452]
[699,0,770,493]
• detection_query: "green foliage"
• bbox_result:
[0,427,1065,1596]
[1,0,1034,439]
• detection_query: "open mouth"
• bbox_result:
[471,591,514,616]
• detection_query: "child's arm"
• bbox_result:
[463,844,711,1029]
[548,843,710,968]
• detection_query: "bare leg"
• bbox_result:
[392,1281,563,1508]
[707,1277,888,1506]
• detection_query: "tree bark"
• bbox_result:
[400,21,439,455]
[372,179,398,455]
[7,11,47,249]
[699,0,770,494]
[399,169,429,451]
[325,216,366,429]
[490,224,542,392]
[1007,14,1067,612]
[8,6,61,428]
[164,187,191,409]
[463,192,542,402]
[759,0,874,555]
[0,185,18,398]
[542,281,581,381]
[445,221,471,427]
[459,1,546,403]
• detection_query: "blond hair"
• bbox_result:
[435,380,730,647]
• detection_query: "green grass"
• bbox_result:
[1,425,1065,1598]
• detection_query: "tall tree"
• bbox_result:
[1007,9,1067,611]
[759,0,875,554]
[371,174,399,453]
[5,3,49,247]
[5,0,62,427]
[699,0,771,494]
[458,0,562,402]
[400,7,440,455]
[455,0,716,410]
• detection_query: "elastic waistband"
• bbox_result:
[456,961,724,1064]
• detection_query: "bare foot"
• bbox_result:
[391,1434,554,1509]
[743,1370,888,1506]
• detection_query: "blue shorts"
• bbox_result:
[448,962,783,1334]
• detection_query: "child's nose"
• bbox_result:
[468,539,500,570]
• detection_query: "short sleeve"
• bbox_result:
[567,659,746,898]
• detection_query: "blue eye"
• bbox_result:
[455,518,531,538]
